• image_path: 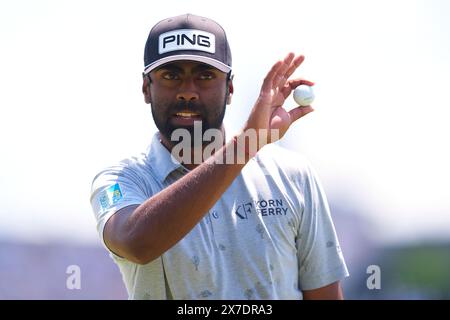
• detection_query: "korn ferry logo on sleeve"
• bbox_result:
[99,183,123,212]
[159,29,215,54]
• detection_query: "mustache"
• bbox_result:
[171,100,204,115]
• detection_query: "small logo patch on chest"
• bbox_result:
[234,198,289,219]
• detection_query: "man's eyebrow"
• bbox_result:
[192,64,217,72]
[155,64,184,73]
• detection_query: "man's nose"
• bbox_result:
[176,78,199,101]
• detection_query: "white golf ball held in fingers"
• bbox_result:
[293,85,315,106]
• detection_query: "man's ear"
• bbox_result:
[226,75,234,105]
[142,73,151,104]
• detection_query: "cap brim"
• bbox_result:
[144,55,231,74]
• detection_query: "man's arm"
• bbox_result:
[302,281,344,300]
[104,142,248,264]
[104,53,314,264]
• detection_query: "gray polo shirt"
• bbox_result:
[90,133,349,299]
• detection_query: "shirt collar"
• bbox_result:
[146,132,184,182]
[145,127,229,182]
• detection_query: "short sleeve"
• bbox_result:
[296,163,349,291]
[90,164,149,251]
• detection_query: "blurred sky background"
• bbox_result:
[1,0,449,249]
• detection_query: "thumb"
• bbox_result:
[288,106,314,123]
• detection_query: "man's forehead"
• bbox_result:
[154,61,221,72]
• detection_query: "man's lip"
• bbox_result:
[173,112,202,118]
[170,112,203,126]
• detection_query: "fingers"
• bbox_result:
[281,78,314,99]
[285,55,305,80]
[288,105,314,123]
[272,53,295,89]
[288,78,315,88]
[261,53,307,98]
[273,54,306,91]
[261,60,283,95]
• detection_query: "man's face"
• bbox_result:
[144,61,231,146]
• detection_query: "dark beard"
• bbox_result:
[151,99,226,148]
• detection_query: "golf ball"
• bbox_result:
[293,85,315,106]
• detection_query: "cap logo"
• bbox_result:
[158,29,216,55]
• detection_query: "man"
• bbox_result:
[90,13,348,300]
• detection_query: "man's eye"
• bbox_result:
[198,73,214,80]
[162,72,179,80]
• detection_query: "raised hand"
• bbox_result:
[242,53,314,149]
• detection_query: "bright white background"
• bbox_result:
[1,0,449,245]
